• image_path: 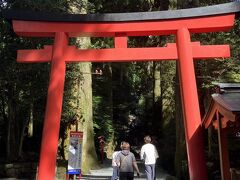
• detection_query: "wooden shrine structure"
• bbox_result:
[203,83,240,180]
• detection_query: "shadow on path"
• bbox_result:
[82,159,171,180]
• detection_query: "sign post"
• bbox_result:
[67,132,83,179]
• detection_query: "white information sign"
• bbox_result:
[67,131,83,175]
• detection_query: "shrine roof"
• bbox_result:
[3,2,240,22]
[212,93,240,112]
[202,83,240,129]
[213,83,240,112]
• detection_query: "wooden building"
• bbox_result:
[203,83,240,180]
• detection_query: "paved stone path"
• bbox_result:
[82,159,171,180]
[0,159,173,180]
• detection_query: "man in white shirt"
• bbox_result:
[140,135,159,180]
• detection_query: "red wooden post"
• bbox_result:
[37,32,68,180]
[114,33,127,48]
[176,28,208,180]
[217,115,231,180]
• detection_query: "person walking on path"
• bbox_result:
[111,142,125,180]
[112,150,121,180]
[140,135,159,180]
[116,142,141,180]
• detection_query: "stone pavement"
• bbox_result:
[82,159,172,180]
[0,159,174,180]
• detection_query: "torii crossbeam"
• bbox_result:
[4,2,240,180]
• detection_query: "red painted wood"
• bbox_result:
[37,32,68,180]
[114,33,127,48]
[203,102,236,129]
[12,14,235,37]
[217,116,231,180]
[17,43,230,63]
[176,28,208,180]
[17,45,53,62]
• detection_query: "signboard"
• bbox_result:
[67,131,83,175]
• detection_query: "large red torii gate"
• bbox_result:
[4,2,240,180]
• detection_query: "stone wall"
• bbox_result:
[0,162,37,179]
[0,162,68,179]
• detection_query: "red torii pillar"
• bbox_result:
[38,32,68,179]
[10,13,235,180]
[177,28,207,179]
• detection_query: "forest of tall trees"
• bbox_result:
[0,0,240,179]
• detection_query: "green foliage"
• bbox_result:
[9,0,68,13]
[88,0,151,13]
[0,0,70,162]
[194,19,240,91]
[199,0,229,6]
[92,96,114,133]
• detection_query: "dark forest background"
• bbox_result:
[0,0,240,179]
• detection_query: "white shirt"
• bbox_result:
[140,143,159,165]
[112,151,120,166]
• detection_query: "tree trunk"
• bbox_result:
[78,60,99,173]
[28,101,34,137]
[174,67,187,179]
[103,63,115,158]
[18,98,34,158]
[153,62,161,103]
[60,1,100,174]
[153,62,162,132]
[6,83,19,161]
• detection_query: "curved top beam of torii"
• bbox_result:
[2,2,240,38]
[2,2,240,63]
[3,2,240,22]
[3,2,240,62]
